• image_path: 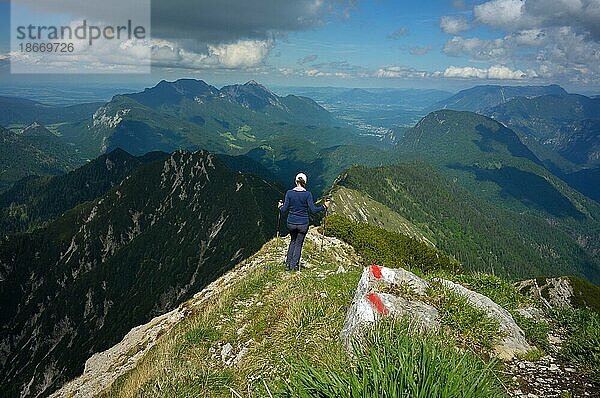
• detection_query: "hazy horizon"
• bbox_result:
[2,1,600,92]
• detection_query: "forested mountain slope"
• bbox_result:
[330,162,600,284]
[0,148,167,235]
[0,150,282,398]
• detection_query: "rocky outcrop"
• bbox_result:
[434,278,532,360]
[506,354,599,398]
[210,339,255,367]
[515,277,574,309]
[341,265,533,360]
[50,305,187,398]
[340,265,440,350]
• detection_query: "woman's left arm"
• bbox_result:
[307,192,326,214]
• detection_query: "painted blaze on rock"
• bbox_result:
[340,265,532,360]
[340,265,439,350]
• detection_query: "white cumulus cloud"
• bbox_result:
[474,0,526,28]
[150,39,272,70]
[208,40,272,68]
[375,65,431,78]
[443,65,530,79]
[443,0,600,83]
[443,36,510,60]
[474,0,600,38]
[278,67,295,76]
[440,16,471,34]
[305,68,326,77]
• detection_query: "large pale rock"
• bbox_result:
[376,265,430,295]
[434,278,533,360]
[340,265,439,349]
[341,265,533,361]
[515,277,574,309]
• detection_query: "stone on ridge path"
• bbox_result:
[340,265,439,350]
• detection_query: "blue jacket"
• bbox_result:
[280,188,325,225]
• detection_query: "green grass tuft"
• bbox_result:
[275,320,506,398]
[183,325,221,346]
[511,312,550,351]
[516,348,545,362]
[428,283,501,353]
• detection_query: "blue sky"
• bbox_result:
[1,0,600,92]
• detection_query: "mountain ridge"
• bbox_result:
[2,82,600,397]
[487,93,600,168]
[429,84,567,114]
[0,148,168,236]
[330,161,600,283]
[55,79,346,159]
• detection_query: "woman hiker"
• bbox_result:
[278,172,330,271]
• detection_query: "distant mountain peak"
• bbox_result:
[429,84,568,113]
[124,78,220,108]
[221,80,283,110]
[416,108,493,129]
[172,78,213,92]
[487,92,600,168]
[162,78,216,94]
[403,109,543,167]
[176,78,209,85]
[417,108,465,124]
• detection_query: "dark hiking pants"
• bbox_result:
[286,223,309,270]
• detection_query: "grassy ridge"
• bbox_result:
[100,234,365,398]
[324,213,460,274]
[100,218,599,397]
[100,223,509,397]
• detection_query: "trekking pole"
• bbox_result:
[276,202,282,244]
[276,200,283,253]
[321,198,330,265]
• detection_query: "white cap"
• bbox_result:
[295,172,307,184]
